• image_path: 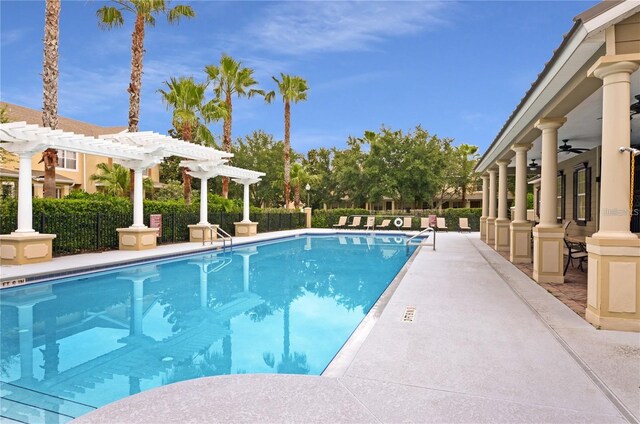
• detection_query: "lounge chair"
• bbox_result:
[420,217,431,230]
[365,216,376,230]
[402,217,413,230]
[333,216,348,228]
[378,219,391,229]
[348,216,362,228]
[436,217,448,231]
[458,217,471,232]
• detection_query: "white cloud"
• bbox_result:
[242,1,451,55]
[1,29,26,47]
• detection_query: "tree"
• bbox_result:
[205,54,265,198]
[290,163,318,208]
[97,0,195,198]
[302,148,335,209]
[90,162,154,197]
[41,0,61,198]
[266,74,309,208]
[454,144,480,205]
[158,76,226,204]
[231,131,288,207]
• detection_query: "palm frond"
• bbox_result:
[167,4,195,23]
[96,6,125,29]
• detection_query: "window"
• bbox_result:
[573,163,591,225]
[57,150,77,170]
[556,171,565,222]
[1,182,14,199]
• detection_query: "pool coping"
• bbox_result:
[0,228,423,288]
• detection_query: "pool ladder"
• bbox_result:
[204,225,233,251]
[405,227,436,256]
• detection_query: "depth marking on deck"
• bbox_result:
[402,306,416,322]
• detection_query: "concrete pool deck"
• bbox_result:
[65,232,640,423]
[2,231,638,423]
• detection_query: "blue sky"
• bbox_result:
[0,1,597,155]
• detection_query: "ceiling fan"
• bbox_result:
[528,159,540,171]
[558,139,589,154]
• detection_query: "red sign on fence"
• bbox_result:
[150,214,162,237]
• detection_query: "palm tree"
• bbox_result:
[290,163,318,208]
[158,76,227,204]
[41,0,61,198]
[90,162,153,197]
[204,54,265,198]
[97,0,195,198]
[265,74,309,208]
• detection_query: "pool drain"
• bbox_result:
[402,307,416,322]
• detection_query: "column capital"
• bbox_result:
[481,174,489,180]
[511,143,531,153]
[588,54,640,79]
[535,117,566,131]
[488,167,498,174]
[496,159,510,167]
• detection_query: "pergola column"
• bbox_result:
[480,174,489,240]
[116,159,163,251]
[532,117,566,284]
[494,159,511,252]
[186,169,221,243]
[485,168,497,245]
[233,178,261,237]
[510,144,533,263]
[585,58,640,331]
[0,151,56,264]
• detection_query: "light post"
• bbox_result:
[305,183,311,207]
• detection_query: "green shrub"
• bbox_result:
[312,208,369,228]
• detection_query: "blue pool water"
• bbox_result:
[0,234,417,422]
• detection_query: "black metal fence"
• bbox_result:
[1,210,306,256]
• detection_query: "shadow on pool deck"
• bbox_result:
[75,233,639,424]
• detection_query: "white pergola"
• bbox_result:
[0,122,265,236]
[181,160,264,225]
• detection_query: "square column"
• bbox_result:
[533,117,566,283]
[510,144,532,263]
[494,159,511,252]
[585,57,640,331]
[480,174,489,240]
[485,168,497,245]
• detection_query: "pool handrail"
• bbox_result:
[406,227,436,252]
[205,225,233,251]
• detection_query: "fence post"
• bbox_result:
[278,213,282,230]
[289,213,293,229]
[172,211,176,243]
[96,212,101,250]
[40,212,46,233]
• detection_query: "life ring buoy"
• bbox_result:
[394,236,403,244]
[394,217,403,227]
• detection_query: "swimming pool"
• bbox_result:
[0,234,418,422]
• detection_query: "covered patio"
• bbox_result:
[476,1,640,331]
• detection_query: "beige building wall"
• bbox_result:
[614,13,640,55]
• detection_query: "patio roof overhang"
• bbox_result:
[476,0,640,173]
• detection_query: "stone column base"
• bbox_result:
[234,222,258,237]
[188,224,218,243]
[0,232,56,265]
[532,226,564,284]
[510,221,532,263]
[585,236,640,332]
[480,217,487,240]
[116,227,159,251]
[486,218,496,245]
[494,219,510,252]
